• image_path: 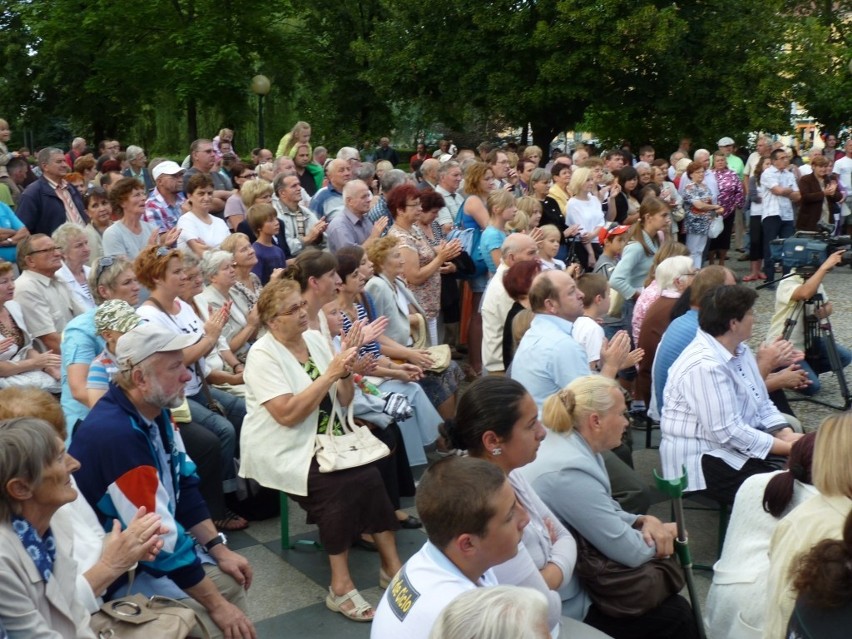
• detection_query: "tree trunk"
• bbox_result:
[187,97,198,144]
[531,123,562,156]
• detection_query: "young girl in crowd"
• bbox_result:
[516,195,543,229]
[479,190,517,275]
[537,224,565,271]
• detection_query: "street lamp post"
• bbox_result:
[251,75,271,149]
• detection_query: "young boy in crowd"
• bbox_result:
[247,203,286,285]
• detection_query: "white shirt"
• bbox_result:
[371,541,498,639]
[137,300,207,396]
[435,185,462,229]
[833,155,852,191]
[571,316,604,364]
[760,166,798,221]
[565,197,605,243]
[660,329,785,491]
[480,262,513,372]
[176,212,231,252]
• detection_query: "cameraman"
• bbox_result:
[766,249,852,395]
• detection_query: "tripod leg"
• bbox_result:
[819,323,852,408]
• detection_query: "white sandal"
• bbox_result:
[325,587,374,622]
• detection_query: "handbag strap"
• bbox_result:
[454,196,470,228]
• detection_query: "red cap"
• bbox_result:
[598,224,631,245]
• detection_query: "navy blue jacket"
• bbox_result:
[17,177,88,236]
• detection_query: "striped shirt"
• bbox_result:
[659,329,785,491]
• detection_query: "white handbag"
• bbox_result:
[708,214,724,239]
[314,394,390,473]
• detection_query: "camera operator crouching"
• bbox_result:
[766,249,852,396]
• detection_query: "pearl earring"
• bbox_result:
[491,447,502,456]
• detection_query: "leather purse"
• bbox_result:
[572,531,685,618]
[314,396,391,473]
[90,594,206,639]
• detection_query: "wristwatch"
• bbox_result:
[203,532,228,552]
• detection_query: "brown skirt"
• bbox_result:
[288,457,400,554]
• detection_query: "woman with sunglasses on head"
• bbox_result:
[60,256,141,432]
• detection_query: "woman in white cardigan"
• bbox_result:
[240,278,402,623]
[704,432,818,639]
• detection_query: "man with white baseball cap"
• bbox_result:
[70,322,257,639]
[717,136,745,177]
[144,159,187,232]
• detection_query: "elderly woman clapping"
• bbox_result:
[0,416,164,636]
[240,278,402,622]
[198,250,262,364]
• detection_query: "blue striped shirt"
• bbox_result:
[660,329,785,491]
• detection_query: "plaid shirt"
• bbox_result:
[144,188,186,232]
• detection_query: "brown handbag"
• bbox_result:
[572,532,685,618]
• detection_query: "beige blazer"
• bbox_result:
[0,522,95,638]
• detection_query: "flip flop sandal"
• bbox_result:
[326,587,374,622]
[214,510,249,531]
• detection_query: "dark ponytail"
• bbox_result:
[763,432,817,518]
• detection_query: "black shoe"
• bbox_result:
[398,515,422,529]
[354,537,378,552]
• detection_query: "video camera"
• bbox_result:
[769,225,852,273]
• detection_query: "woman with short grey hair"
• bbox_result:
[53,222,94,310]
[198,250,260,363]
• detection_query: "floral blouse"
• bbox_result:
[712,168,745,218]
[683,181,716,236]
[388,224,441,320]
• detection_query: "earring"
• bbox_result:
[491,447,502,456]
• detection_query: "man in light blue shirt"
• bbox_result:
[511,270,628,408]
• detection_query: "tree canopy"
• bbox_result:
[0,0,849,153]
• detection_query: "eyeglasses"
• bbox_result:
[27,245,60,256]
[405,202,422,209]
[276,299,308,317]
[95,255,117,282]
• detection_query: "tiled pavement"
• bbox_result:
[234,255,852,637]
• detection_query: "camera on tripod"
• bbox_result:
[769,225,852,274]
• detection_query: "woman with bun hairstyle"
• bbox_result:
[704,432,818,639]
[520,375,698,639]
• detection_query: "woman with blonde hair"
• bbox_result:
[480,190,517,275]
[521,375,699,638]
[53,223,94,310]
[457,161,495,375]
[240,278,401,621]
[609,197,672,336]
[765,412,852,638]
[523,145,544,168]
[566,168,606,271]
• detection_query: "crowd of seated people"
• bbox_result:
[0,124,851,639]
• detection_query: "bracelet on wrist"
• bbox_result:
[340,372,352,379]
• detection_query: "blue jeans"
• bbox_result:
[798,337,852,396]
[187,388,246,491]
[762,217,794,283]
